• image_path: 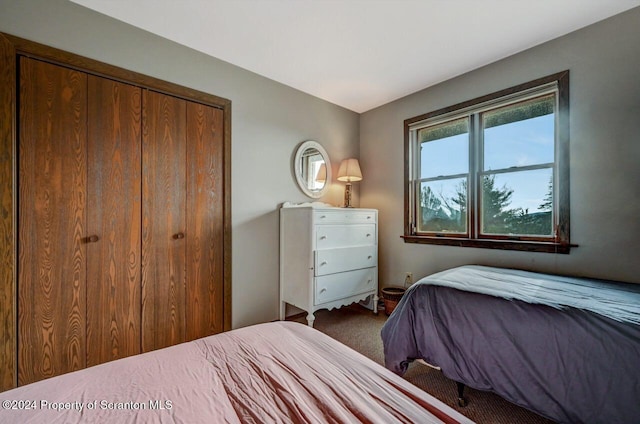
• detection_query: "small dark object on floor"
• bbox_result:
[381,287,405,315]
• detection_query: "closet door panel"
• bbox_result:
[0,32,16,392]
[186,103,224,341]
[18,57,87,385]
[86,76,142,366]
[142,90,186,352]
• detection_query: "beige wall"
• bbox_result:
[360,7,640,286]
[0,0,360,328]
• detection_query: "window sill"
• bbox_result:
[401,235,575,254]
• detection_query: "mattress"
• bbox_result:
[1,321,473,424]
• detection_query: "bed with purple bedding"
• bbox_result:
[381,265,640,424]
[1,321,473,424]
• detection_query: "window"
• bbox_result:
[302,149,326,191]
[404,71,571,253]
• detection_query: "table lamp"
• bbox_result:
[337,158,362,208]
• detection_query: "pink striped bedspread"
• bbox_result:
[0,321,473,423]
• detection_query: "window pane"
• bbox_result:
[418,178,467,233]
[483,95,555,170]
[307,156,325,190]
[481,168,553,236]
[419,118,468,178]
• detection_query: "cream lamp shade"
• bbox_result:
[337,158,363,182]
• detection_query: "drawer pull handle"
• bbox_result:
[366,233,371,237]
[367,216,371,219]
[320,215,326,219]
[367,279,372,284]
[321,261,328,266]
[320,288,327,293]
[320,236,327,240]
[367,255,372,260]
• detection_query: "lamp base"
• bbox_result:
[343,183,353,208]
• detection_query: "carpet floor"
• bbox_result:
[292,305,555,424]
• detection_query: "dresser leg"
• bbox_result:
[373,294,379,315]
[306,313,315,328]
[279,301,286,321]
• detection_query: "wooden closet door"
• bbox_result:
[18,57,87,385]
[142,90,187,352]
[0,32,16,393]
[86,76,142,366]
[186,102,225,341]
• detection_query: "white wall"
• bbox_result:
[0,0,360,328]
[360,7,640,286]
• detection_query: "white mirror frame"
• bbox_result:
[293,140,332,199]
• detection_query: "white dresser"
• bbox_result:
[280,204,378,327]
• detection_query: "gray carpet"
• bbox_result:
[292,305,555,424]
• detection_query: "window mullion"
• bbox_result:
[469,113,481,239]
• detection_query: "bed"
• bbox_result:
[1,321,473,424]
[381,265,640,424]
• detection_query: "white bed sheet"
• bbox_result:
[416,265,640,324]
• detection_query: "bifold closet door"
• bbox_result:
[18,57,143,384]
[141,92,225,351]
[142,90,187,352]
[185,102,224,341]
[86,76,142,366]
[18,57,88,385]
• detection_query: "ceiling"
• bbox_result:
[70,0,640,113]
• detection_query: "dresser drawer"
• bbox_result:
[315,246,376,276]
[314,210,376,224]
[316,224,375,249]
[315,268,376,305]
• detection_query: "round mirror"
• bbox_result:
[293,140,331,198]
